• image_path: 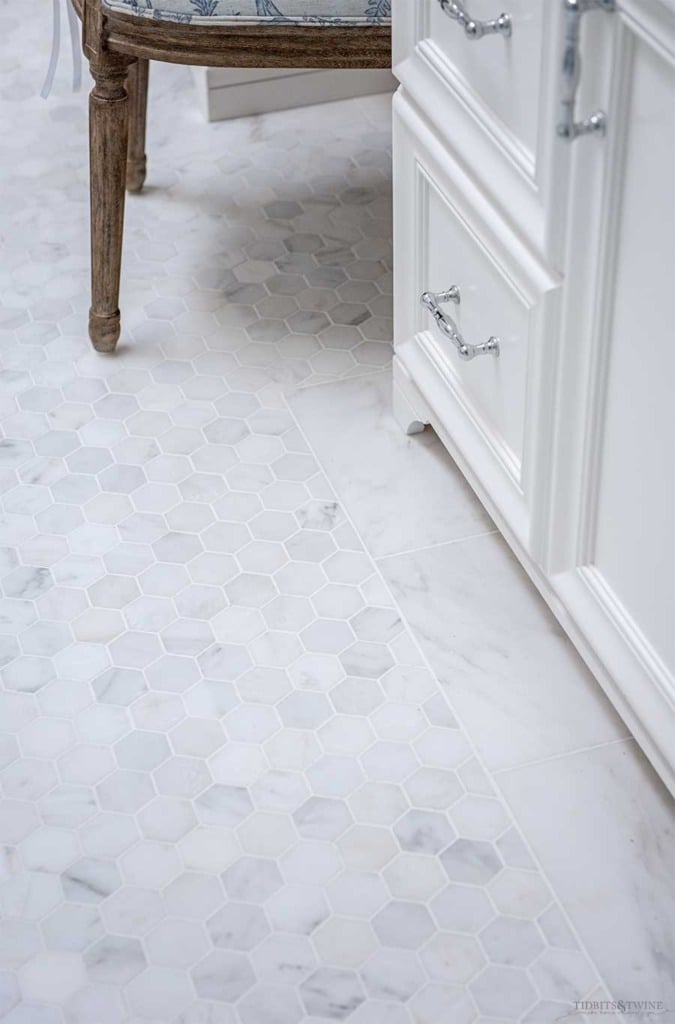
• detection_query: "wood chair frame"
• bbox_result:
[72,0,391,352]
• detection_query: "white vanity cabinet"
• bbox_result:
[392,0,675,793]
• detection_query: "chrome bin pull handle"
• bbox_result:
[558,0,615,141]
[438,0,512,39]
[421,287,500,361]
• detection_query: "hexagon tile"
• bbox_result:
[0,5,606,1022]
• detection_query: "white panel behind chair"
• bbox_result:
[192,67,396,121]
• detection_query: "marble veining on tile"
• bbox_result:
[0,4,613,1021]
[498,740,675,1007]
[378,533,629,772]
[290,372,494,558]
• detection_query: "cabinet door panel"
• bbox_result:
[592,33,675,673]
[548,0,675,792]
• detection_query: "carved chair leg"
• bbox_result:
[126,58,149,193]
[88,53,133,353]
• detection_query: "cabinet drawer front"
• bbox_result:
[393,0,566,256]
[423,182,529,472]
[425,0,545,163]
[394,94,560,539]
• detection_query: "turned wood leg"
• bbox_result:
[88,53,133,353]
[126,58,149,193]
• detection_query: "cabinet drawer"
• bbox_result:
[425,0,545,163]
[393,94,561,544]
[393,0,564,255]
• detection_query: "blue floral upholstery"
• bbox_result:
[101,0,391,27]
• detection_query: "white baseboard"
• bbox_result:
[192,67,396,122]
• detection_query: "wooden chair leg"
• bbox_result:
[88,53,133,353]
[126,59,149,193]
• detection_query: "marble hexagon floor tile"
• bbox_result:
[0,5,606,1022]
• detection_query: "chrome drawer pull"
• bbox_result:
[438,0,512,39]
[422,287,500,361]
[558,0,615,141]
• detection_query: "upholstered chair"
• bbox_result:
[71,0,392,352]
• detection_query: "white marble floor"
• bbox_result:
[291,373,675,1010]
[0,4,672,1023]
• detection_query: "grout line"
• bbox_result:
[281,376,615,1006]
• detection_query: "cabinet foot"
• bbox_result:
[392,355,430,436]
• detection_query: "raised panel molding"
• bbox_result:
[417,41,536,180]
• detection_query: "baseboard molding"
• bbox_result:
[193,67,396,122]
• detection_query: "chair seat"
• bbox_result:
[101,0,391,27]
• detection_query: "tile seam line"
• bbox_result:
[491,736,635,777]
[295,368,391,393]
[281,380,613,1005]
[374,528,501,561]
[294,369,391,394]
